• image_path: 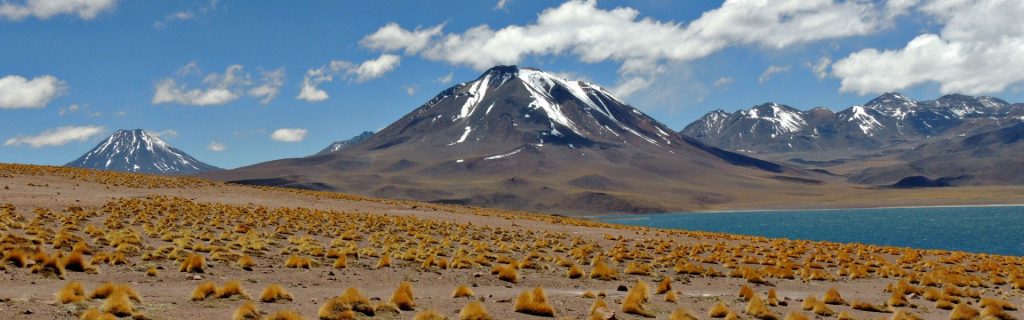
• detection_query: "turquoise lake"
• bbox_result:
[596,205,1024,256]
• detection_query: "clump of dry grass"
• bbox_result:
[146,266,158,277]
[285,255,311,269]
[453,285,475,298]
[56,281,86,304]
[890,309,922,320]
[656,276,672,294]
[739,284,755,301]
[514,287,555,317]
[318,287,375,317]
[823,287,847,305]
[949,302,979,320]
[237,255,255,271]
[31,251,65,278]
[375,255,391,269]
[837,311,855,320]
[567,264,584,279]
[333,255,346,269]
[191,281,217,301]
[623,280,654,318]
[260,284,293,303]
[495,264,519,283]
[746,294,778,320]
[2,249,29,268]
[590,299,613,320]
[784,311,809,320]
[670,307,699,320]
[79,309,117,320]
[851,300,890,313]
[413,310,447,320]
[266,310,304,320]
[589,256,617,281]
[666,290,679,303]
[233,301,260,320]
[801,296,817,311]
[100,290,135,317]
[216,280,249,299]
[179,253,205,273]
[458,300,493,320]
[390,281,415,311]
[63,251,93,273]
[709,301,731,318]
[813,300,836,316]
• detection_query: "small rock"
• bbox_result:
[617,285,628,292]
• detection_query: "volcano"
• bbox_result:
[206,66,831,214]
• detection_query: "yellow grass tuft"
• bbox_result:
[100,291,135,317]
[333,255,346,269]
[823,287,847,305]
[390,281,415,311]
[375,255,391,269]
[887,292,909,307]
[458,300,493,320]
[79,309,117,320]
[739,284,755,301]
[837,311,855,320]
[981,303,1013,320]
[785,311,809,320]
[767,288,780,306]
[191,281,217,301]
[813,300,836,316]
[801,296,817,311]
[179,253,205,273]
[709,301,732,318]
[260,284,293,303]
[589,256,617,281]
[666,290,679,303]
[851,300,891,313]
[31,251,66,278]
[514,287,555,317]
[64,251,92,273]
[2,249,29,268]
[146,266,158,277]
[237,255,255,271]
[670,307,700,320]
[746,294,778,320]
[949,302,979,320]
[413,310,447,320]
[567,264,584,279]
[890,310,922,320]
[266,310,304,320]
[656,276,672,294]
[57,281,87,304]
[216,280,249,299]
[233,301,260,320]
[590,299,613,320]
[623,280,654,318]
[285,255,312,269]
[496,264,519,283]
[453,285,475,298]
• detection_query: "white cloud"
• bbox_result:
[833,0,1024,95]
[714,77,734,88]
[404,85,417,96]
[363,0,894,98]
[4,125,105,148]
[0,0,117,21]
[360,23,444,55]
[495,0,509,10]
[758,65,791,83]
[58,103,80,116]
[207,141,225,152]
[435,72,454,84]
[249,67,285,105]
[270,128,307,142]
[146,129,178,139]
[350,54,401,83]
[153,0,218,30]
[154,63,285,106]
[0,75,66,109]
[296,55,400,102]
[807,56,832,80]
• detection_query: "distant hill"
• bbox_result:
[316,131,374,155]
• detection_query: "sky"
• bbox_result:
[2,0,1023,169]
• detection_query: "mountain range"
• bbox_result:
[65,129,220,174]
[204,65,842,214]
[683,93,1024,185]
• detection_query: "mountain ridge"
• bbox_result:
[66,129,220,174]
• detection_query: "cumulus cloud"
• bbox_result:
[4,125,105,148]
[248,68,285,105]
[758,65,791,83]
[154,63,284,106]
[0,0,117,21]
[833,0,1024,95]
[807,56,832,80]
[207,140,225,152]
[435,72,454,84]
[362,0,894,98]
[297,55,400,102]
[0,75,66,109]
[270,128,307,142]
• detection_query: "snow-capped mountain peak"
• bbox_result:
[66,129,220,174]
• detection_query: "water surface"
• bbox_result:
[597,206,1024,256]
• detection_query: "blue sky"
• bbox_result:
[2,0,1022,168]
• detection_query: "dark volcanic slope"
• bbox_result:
[206,66,834,214]
[66,129,220,174]
[852,123,1024,186]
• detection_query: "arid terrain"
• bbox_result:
[2,164,1024,320]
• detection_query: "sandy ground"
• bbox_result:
[1,164,1023,320]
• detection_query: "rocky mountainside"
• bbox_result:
[204,66,836,214]
[66,129,220,174]
[316,131,375,155]
[683,93,1024,154]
